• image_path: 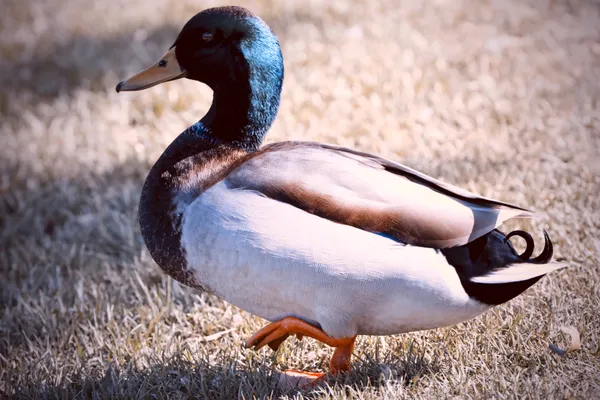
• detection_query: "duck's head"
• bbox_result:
[116,6,284,150]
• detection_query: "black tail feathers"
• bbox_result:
[442,229,559,305]
[505,229,553,264]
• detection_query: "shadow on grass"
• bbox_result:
[7,358,280,399]
[0,8,322,121]
[0,25,179,118]
[6,339,439,399]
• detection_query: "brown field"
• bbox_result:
[1,0,599,398]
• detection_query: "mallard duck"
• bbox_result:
[116,6,566,381]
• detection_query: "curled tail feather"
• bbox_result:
[505,230,535,260]
[471,230,566,285]
[505,229,554,263]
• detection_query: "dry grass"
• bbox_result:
[1,0,599,398]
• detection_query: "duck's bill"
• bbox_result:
[116,47,187,92]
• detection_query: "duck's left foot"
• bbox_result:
[245,316,357,386]
[277,342,356,389]
[245,316,353,351]
[278,369,325,389]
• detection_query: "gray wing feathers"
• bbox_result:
[224,141,533,248]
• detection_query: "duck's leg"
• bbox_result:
[245,316,356,382]
[329,337,355,373]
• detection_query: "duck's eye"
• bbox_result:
[202,32,213,42]
[158,60,167,67]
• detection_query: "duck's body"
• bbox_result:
[118,6,566,380]
[183,174,486,337]
[140,137,554,338]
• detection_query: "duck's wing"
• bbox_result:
[225,141,533,248]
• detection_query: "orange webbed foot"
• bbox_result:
[245,316,353,350]
[245,316,357,386]
[278,369,326,390]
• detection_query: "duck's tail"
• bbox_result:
[470,230,567,284]
[442,229,568,306]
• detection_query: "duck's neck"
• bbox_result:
[187,47,283,151]
[191,86,275,150]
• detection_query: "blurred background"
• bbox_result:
[1,0,599,398]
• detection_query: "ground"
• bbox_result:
[1,0,599,398]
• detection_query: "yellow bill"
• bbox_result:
[116,47,187,92]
